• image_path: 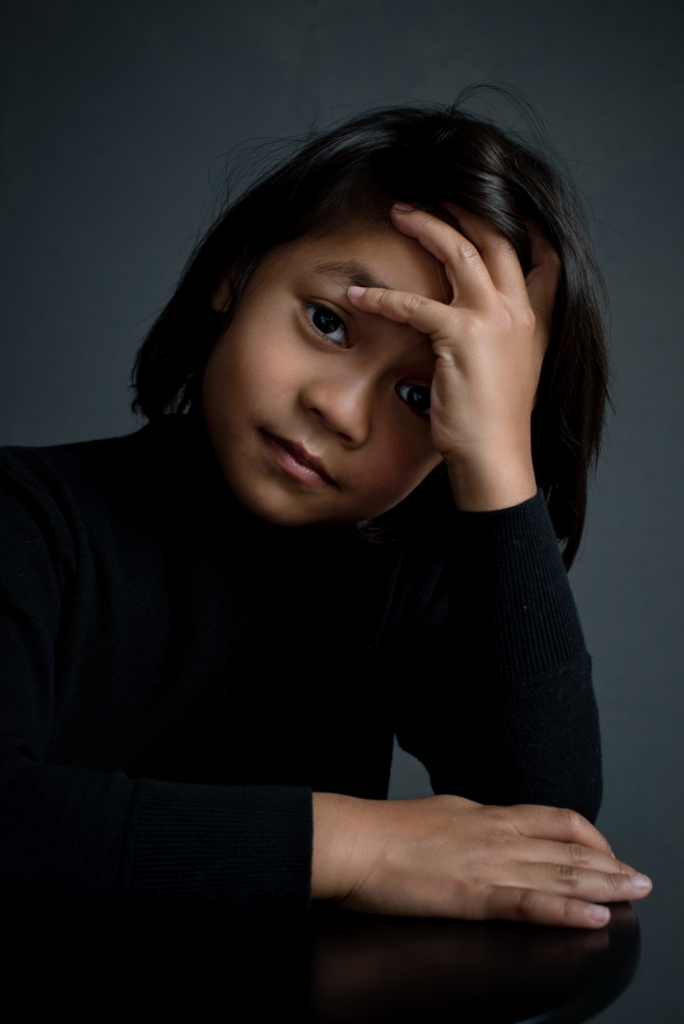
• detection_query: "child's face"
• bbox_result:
[202,219,447,526]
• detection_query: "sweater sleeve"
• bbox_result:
[392,492,602,823]
[0,459,312,907]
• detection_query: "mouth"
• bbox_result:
[261,430,337,488]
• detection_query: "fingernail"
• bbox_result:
[587,905,610,924]
[393,202,415,212]
[630,874,652,890]
[348,285,366,299]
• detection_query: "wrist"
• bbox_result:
[312,792,367,901]
[444,449,537,511]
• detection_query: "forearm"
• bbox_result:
[447,490,585,679]
[0,748,312,907]
[395,491,600,818]
[402,651,602,821]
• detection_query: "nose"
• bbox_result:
[299,373,373,446]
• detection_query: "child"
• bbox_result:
[0,99,652,926]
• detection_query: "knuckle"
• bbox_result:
[458,241,479,261]
[482,805,511,827]
[514,887,539,920]
[437,793,464,814]
[478,807,514,845]
[432,793,452,807]
[555,863,580,888]
[605,871,623,894]
[402,292,424,314]
[493,307,516,335]
[557,807,583,836]
[568,843,590,866]
[518,307,537,335]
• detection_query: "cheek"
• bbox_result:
[205,322,302,425]
[356,417,440,509]
[248,343,307,412]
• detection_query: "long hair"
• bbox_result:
[132,89,610,568]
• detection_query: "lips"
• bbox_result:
[261,430,336,487]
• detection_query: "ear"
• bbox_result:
[210,274,234,314]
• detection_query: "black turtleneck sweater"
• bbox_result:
[0,414,601,908]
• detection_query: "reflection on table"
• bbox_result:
[310,901,639,1023]
[1,898,638,1022]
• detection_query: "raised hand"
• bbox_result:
[312,792,652,928]
[347,203,560,511]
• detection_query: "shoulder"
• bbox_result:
[0,416,192,554]
[0,415,191,500]
[0,415,176,482]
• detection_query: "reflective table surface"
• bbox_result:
[309,902,639,1023]
[4,900,638,1022]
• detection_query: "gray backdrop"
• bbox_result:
[1,2,682,1020]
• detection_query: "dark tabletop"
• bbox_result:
[308,902,639,1024]
[3,899,638,1022]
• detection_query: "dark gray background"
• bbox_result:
[1,2,682,1020]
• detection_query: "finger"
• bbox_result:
[347,284,465,345]
[508,805,615,857]
[442,203,559,337]
[512,862,652,904]
[441,202,529,304]
[488,887,611,929]
[516,839,637,876]
[522,217,560,328]
[390,206,495,310]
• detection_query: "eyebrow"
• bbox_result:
[312,260,393,292]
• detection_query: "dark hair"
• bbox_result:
[132,88,609,568]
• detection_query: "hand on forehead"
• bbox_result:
[286,217,453,307]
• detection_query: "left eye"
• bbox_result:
[306,304,347,344]
[397,384,431,418]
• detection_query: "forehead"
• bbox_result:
[275,220,450,303]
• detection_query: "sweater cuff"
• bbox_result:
[450,491,586,684]
[122,781,312,909]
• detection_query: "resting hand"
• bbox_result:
[348,204,559,510]
[312,792,652,928]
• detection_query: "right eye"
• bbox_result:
[397,384,431,418]
[306,303,347,345]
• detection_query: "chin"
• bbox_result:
[231,480,329,527]
[244,487,389,529]
[228,465,402,528]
